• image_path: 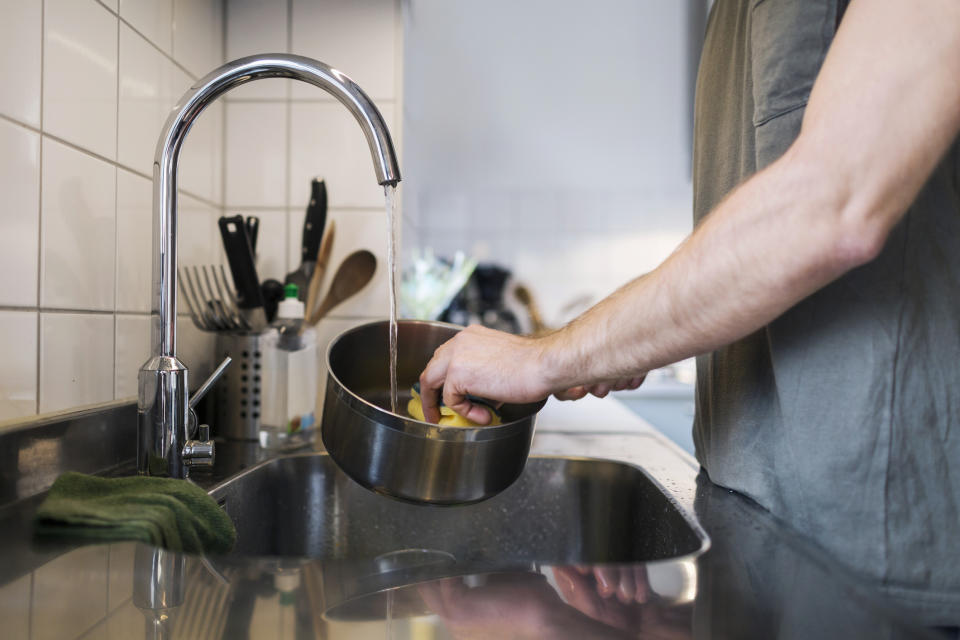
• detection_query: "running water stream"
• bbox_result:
[384,185,400,414]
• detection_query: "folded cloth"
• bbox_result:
[34,472,236,554]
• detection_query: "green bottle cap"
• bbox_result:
[284,283,299,299]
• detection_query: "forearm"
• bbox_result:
[540,149,855,390]
[537,0,960,394]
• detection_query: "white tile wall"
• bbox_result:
[222,0,403,420]
[114,314,149,399]
[225,0,289,100]
[39,313,116,413]
[0,0,225,425]
[288,102,396,209]
[173,0,224,77]
[224,102,288,208]
[41,138,117,311]
[119,0,173,55]
[118,23,190,176]
[223,0,402,312]
[0,120,40,307]
[115,169,152,313]
[0,311,38,422]
[290,0,397,101]
[43,0,119,160]
[0,0,42,126]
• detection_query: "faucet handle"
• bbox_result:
[189,356,232,409]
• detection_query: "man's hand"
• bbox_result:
[418,325,648,423]
[418,324,553,424]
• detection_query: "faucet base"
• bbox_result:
[138,356,189,478]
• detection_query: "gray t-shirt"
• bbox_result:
[692,0,960,618]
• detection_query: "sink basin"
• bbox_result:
[211,452,705,564]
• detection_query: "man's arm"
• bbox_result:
[420,0,960,424]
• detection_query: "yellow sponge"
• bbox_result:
[407,386,501,426]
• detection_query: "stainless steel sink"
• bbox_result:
[210,452,705,564]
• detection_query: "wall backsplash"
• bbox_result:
[0,0,225,425]
[222,0,404,413]
[0,0,404,428]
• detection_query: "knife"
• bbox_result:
[284,178,327,300]
[301,178,327,274]
[218,215,268,331]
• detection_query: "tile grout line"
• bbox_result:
[35,0,46,417]
[113,0,121,401]
[94,0,199,83]
[219,0,228,228]
[1,306,121,315]
[0,113,223,209]
[285,0,294,272]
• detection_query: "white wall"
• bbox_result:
[402,0,696,326]
[222,0,404,405]
[0,0,224,425]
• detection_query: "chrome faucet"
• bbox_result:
[138,54,401,478]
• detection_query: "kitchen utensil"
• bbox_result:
[285,178,328,301]
[321,320,545,504]
[306,249,376,325]
[179,265,250,332]
[214,332,269,440]
[260,278,285,324]
[512,284,549,336]
[218,215,268,331]
[244,216,259,255]
[303,220,337,324]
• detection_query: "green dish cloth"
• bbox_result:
[34,472,236,554]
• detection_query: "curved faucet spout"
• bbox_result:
[139,54,401,478]
[153,53,400,358]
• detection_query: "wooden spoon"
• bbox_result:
[306,250,377,325]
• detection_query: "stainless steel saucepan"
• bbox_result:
[321,320,546,505]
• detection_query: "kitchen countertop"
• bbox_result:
[0,397,948,639]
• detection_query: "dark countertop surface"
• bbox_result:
[0,397,951,639]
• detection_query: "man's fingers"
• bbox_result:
[419,347,452,423]
[555,386,588,401]
[447,399,493,426]
[617,568,636,604]
[633,565,651,603]
[593,567,619,598]
[588,383,612,398]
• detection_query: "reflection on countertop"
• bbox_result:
[0,397,955,639]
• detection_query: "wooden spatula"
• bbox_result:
[306,250,377,325]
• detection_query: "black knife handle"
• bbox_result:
[218,215,264,309]
[301,178,327,264]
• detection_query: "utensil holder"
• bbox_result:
[214,332,268,440]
